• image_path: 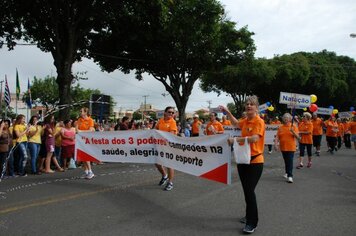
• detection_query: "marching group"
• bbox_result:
[1,99,356,234]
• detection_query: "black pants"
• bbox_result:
[344,134,351,148]
[237,163,263,227]
[326,136,337,151]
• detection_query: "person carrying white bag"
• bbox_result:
[219,95,265,235]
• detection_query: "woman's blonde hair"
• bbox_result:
[245,95,259,107]
[282,113,292,123]
[303,112,312,119]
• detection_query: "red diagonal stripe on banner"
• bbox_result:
[199,163,228,184]
[76,149,100,163]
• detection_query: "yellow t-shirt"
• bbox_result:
[28,125,43,144]
[14,124,28,143]
[55,126,62,147]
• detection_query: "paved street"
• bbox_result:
[0,144,355,236]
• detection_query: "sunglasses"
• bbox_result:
[167,111,175,114]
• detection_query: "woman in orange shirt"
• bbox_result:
[325,116,338,154]
[336,118,344,150]
[191,115,202,137]
[155,106,177,191]
[297,112,313,168]
[220,95,265,234]
[205,112,224,135]
[275,113,300,183]
[350,116,356,150]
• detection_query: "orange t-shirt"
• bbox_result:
[298,121,313,144]
[271,120,281,125]
[277,124,299,152]
[206,121,224,135]
[238,116,265,164]
[221,120,232,126]
[325,120,338,137]
[312,118,323,135]
[77,116,94,131]
[343,122,351,134]
[337,123,344,137]
[156,118,177,134]
[191,120,202,135]
[350,121,356,135]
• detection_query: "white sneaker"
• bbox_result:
[283,174,288,179]
[85,172,95,180]
[287,177,293,183]
[268,151,272,154]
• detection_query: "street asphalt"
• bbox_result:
[0,142,355,236]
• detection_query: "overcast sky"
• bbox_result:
[0,0,355,112]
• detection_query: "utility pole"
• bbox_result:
[207,100,212,111]
[143,95,149,122]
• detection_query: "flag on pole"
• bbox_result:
[4,75,11,107]
[16,68,20,100]
[26,78,32,108]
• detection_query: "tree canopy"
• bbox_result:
[201,50,356,114]
[0,0,109,120]
[89,0,255,125]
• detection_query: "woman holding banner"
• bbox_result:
[274,113,300,183]
[155,106,177,191]
[76,107,95,179]
[220,95,265,234]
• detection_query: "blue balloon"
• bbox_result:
[266,102,271,107]
[329,105,334,109]
[350,106,355,111]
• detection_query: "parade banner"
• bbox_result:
[199,124,279,145]
[338,111,352,118]
[279,92,311,107]
[287,104,308,110]
[75,130,231,184]
[316,107,333,115]
[259,103,269,112]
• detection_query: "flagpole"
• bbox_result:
[0,80,3,117]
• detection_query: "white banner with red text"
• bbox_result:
[199,124,279,144]
[75,130,231,184]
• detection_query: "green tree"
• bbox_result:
[22,75,102,119]
[201,58,274,114]
[0,0,109,120]
[89,0,255,127]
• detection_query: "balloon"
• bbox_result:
[329,105,334,110]
[267,106,274,111]
[310,94,317,103]
[309,104,318,112]
[266,102,271,107]
[332,109,338,115]
[303,107,307,111]
[350,106,355,111]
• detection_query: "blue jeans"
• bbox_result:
[282,151,294,177]
[28,142,41,173]
[7,146,15,176]
[55,146,62,166]
[0,152,8,178]
[17,142,28,175]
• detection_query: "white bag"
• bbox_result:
[232,137,251,164]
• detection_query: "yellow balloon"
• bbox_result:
[310,94,317,103]
[332,109,338,114]
[267,106,274,111]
